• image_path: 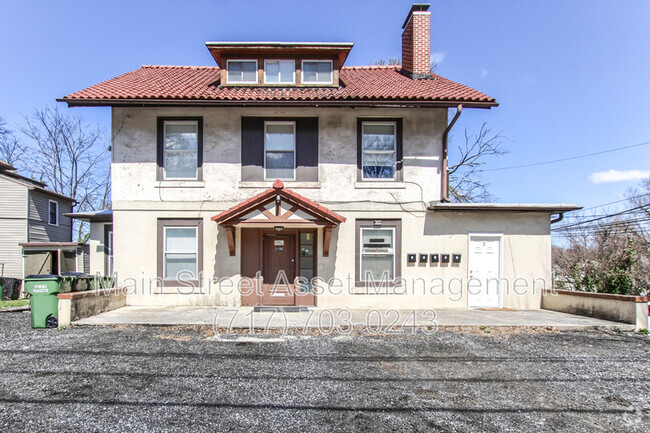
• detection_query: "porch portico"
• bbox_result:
[211,180,346,307]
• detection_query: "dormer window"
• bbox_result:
[264,60,295,84]
[226,60,258,84]
[302,60,333,84]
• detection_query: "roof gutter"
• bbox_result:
[57,98,497,109]
[441,104,462,203]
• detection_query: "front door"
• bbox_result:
[262,234,296,305]
[468,234,502,308]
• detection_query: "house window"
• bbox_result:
[355,219,401,286]
[163,227,198,280]
[264,121,296,180]
[157,219,203,286]
[48,200,58,226]
[264,60,295,84]
[302,60,333,84]
[159,119,202,180]
[361,122,397,180]
[227,60,258,84]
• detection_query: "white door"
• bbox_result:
[468,234,502,308]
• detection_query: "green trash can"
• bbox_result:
[23,275,61,328]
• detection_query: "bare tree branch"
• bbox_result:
[20,106,111,241]
[448,123,508,202]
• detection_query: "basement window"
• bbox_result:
[302,60,333,84]
[227,60,258,84]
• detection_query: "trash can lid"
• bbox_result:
[61,272,88,277]
[24,274,61,279]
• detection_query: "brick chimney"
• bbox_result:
[401,3,431,78]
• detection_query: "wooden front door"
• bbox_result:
[262,234,296,305]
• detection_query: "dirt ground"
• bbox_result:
[0,311,648,432]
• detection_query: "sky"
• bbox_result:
[1,0,649,219]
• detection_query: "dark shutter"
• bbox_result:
[241,117,265,181]
[295,117,319,182]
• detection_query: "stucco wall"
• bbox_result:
[114,207,551,309]
[542,290,649,329]
[111,106,446,207]
[88,222,110,275]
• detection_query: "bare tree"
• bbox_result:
[553,178,650,295]
[448,123,507,202]
[373,58,400,66]
[0,116,25,166]
[20,107,111,241]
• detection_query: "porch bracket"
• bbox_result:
[225,226,236,256]
[323,227,333,257]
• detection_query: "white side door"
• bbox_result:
[468,234,502,308]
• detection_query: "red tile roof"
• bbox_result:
[212,180,346,225]
[61,65,496,108]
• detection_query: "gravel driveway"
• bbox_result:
[0,311,648,432]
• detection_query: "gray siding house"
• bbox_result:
[0,160,87,281]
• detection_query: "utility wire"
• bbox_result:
[552,204,650,230]
[477,140,650,172]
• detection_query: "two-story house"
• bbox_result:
[0,160,88,287]
[62,4,579,310]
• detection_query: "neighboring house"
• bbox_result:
[62,4,579,309]
[0,160,88,281]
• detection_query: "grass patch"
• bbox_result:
[0,299,29,309]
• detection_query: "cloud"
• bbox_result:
[589,169,650,184]
[480,67,488,78]
[430,51,445,66]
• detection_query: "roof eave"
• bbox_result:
[428,203,582,213]
[58,98,498,109]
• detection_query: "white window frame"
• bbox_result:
[163,120,199,181]
[106,229,113,276]
[48,200,58,226]
[301,60,333,85]
[226,59,258,84]
[359,226,396,282]
[264,60,296,84]
[163,226,198,281]
[264,121,296,181]
[361,121,397,181]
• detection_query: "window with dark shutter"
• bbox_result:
[241,117,318,182]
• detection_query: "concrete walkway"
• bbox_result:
[74,306,633,331]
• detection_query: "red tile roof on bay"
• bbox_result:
[60,65,497,108]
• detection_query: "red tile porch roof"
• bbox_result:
[60,65,497,108]
[212,179,346,226]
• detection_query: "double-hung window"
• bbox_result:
[302,60,333,84]
[265,60,295,84]
[163,121,199,180]
[264,121,296,180]
[227,60,258,84]
[361,122,397,180]
[48,200,58,226]
[163,226,198,281]
[360,227,396,281]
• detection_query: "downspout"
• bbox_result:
[550,213,564,224]
[441,104,463,202]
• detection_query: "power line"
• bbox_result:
[552,204,650,230]
[576,192,650,213]
[478,140,650,172]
